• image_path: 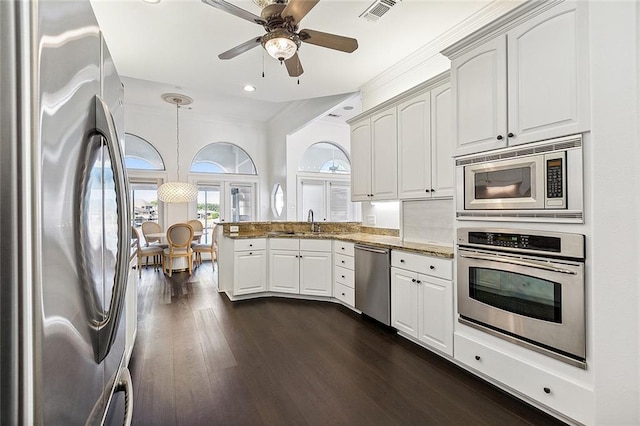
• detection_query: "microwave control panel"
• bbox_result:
[545,152,566,207]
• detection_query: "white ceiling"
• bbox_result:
[91,0,492,121]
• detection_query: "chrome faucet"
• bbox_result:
[307,209,317,232]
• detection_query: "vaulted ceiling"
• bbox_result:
[91,0,494,121]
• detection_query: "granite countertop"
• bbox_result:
[225,231,453,259]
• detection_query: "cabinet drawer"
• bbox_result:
[269,238,299,251]
[334,266,354,288]
[235,238,266,251]
[334,253,354,270]
[391,250,452,280]
[333,241,355,257]
[454,333,593,424]
[334,282,355,307]
[300,239,332,252]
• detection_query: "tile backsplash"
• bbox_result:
[402,199,454,246]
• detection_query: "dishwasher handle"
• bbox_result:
[355,245,389,255]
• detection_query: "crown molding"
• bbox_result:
[360,0,526,98]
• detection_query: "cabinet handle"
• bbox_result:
[341,275,345,279]
[496,135,503,140]
[430,189,434,192]
[543,387,551,394]
[474,355,481,361]
[249,252,252,255]
[341,292,345,296]
[429,265,435,270]
[400,259,405,263]
[249,244,253,247]
[416,280,421,284]
[341,247,345,250]
[508,132,515,138]
[411,278,417,283]
[341,260,345,264]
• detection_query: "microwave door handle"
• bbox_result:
[459,253,577,275]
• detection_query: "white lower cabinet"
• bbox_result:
[391,251,453,356]
[233,238,267,295]
[333,241,355,307]
[268,239,332,297]
[455,333,594,424]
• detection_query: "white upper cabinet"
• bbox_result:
[506,1,589,145]
[398,92,432,199]
[351,73,452,202]
[430,82,454,198]
[444,1,589,156]
[350,118,372,201]
[371,108,398,200]
[451,36,508,155]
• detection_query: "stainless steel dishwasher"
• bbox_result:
[355,244,391,326]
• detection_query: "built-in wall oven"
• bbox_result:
[455,134,583,221]
[457,228,586,368]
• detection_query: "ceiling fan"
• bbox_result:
[201,0,358,77]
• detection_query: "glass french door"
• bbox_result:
[197,185,221,244]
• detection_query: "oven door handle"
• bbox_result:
[459,253,577,275]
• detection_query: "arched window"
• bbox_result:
[124,133,165,170]
[299,142,350,174]
[297,142,356,222]
[191,142,257,175]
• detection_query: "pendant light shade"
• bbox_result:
[158,93,198,203]
[158,181,198,203]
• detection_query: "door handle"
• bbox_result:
[114,368,134,426]
[77,96,130,363]
[459,252,577,275]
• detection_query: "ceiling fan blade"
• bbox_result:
[299,29,358,53]
[202,0,266,26]
[218,36,263,60]
[281,0,319,24]
[284,53,304,77]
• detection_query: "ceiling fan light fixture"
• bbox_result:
[262,30,299,61]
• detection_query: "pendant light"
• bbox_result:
[157,93,198,203]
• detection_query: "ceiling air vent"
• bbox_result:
[359,0,400,22]
[327,113,341,118]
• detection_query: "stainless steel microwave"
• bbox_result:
[455,135,583,221]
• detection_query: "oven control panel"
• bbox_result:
[457,228,585,260]
[468,231,560,252]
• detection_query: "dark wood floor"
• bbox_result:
[129,262,565,426]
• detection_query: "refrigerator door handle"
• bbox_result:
[113,367,134,426]
[92,95,130,363]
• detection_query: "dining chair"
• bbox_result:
[141,221,168,249]
[132,226,163,277]
[192,224,218,268]
[162,223,194,277]
[187,219,204,243]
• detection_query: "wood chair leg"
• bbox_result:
[168,257,173,277]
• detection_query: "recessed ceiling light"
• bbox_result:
[343,106,354,111]
[243,85,256,92]
[142,0,161,4]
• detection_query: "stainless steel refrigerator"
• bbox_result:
[1,1,133,424]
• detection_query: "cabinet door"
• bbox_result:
[299,251,332,297]
[269,250,300,294]
[234,250,267,295]
[430,82,454,198]
[125,258,138,365]
[391,268,419,338]
[452,35,508,155]
[398,92,432,199]
[418,275,453,356]
[507,1,589,145]
[371,108,398,200]
[350,119,372,201]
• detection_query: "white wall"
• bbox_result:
[587,2,640,423]
[285,120,351,221]
[124,104,267,226]
[265,94,356,221]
